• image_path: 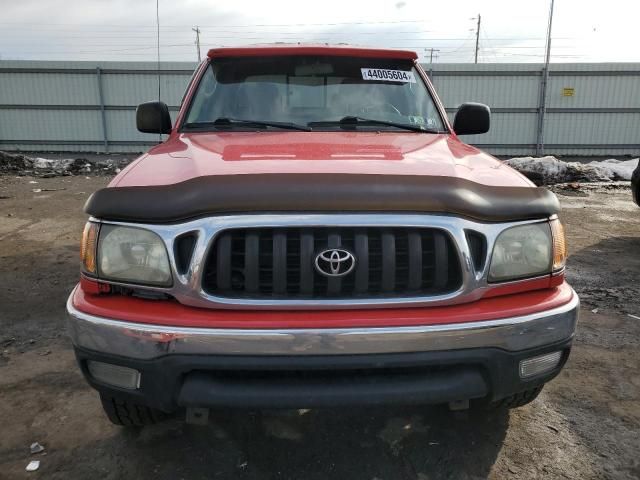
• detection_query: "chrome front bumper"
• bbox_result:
[66,291,579,361]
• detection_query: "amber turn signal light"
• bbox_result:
[81,222,99,274]
[549,218,567,271]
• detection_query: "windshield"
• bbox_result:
[184,55,446,132]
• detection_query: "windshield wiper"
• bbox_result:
[310,116,441,133]
[183,117,312,132]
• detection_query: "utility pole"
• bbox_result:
[536,0,555,156]
[155,0,162,142]
[192,26,201,62]
[426,48,440,63]
[474,14,481,64]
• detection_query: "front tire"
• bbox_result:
[100,394,165,427]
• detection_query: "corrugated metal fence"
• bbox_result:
[1,60,639,156]
[428,63,640,156]
[0,61,196,153]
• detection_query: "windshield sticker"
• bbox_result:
[361,68,416,83]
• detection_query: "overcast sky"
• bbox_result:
[0,0,637,63]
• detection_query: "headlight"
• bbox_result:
[488,222,552,282]
[97,225,172,286]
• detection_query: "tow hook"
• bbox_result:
[448,399,470,411]
[186,407,209,425]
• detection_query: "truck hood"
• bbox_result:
[111,132,532,188]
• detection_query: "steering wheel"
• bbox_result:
[360,102,402,116]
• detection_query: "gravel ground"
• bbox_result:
[0,174,639,480]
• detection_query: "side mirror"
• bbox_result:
[453,102,490,135]
[136,101,172,134]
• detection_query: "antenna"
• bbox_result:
[474,14,481,64]
[155,0,161,142]
[536,0,555,155]
[156,0,161,103]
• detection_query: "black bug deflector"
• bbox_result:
[84,173,560,223]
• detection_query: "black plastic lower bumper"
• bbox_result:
[74,338,572,412]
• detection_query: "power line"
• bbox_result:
[436,34,476,55]
[6,42,581,50]
[0,24,567,40]
[5,40,581,54]
[0,19,433,28]
[480,30,498,63]
[0,38,562,46]
[0,11,598,64]
[16,44,194,54]
[0,24,558,39]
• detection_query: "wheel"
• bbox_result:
[100,393,165,427]
[490,385,544,409]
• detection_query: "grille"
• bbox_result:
[201,227,462,299]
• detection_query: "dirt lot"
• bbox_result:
[0,174,639,480]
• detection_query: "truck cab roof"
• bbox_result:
[207,44,419,60]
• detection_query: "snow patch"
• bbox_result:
[586,158,638,181]
[505,156,638,185]
[0,151,128,177]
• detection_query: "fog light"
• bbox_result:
[87,361,141,389]
[519,351,562,378]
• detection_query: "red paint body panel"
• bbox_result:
[111,45,531,189]
[72,281,575,329]
[95,45,561,327]
[80,273,562,306]
[481,274,563,299]
[80,275,110,294]
[207,44,418,60]
[111,133,532,188]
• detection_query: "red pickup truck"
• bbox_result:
[67,44,578,426]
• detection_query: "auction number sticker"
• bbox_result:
[361,68,416,83]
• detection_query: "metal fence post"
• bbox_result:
[535,66,549,156]
[95,67,109,153]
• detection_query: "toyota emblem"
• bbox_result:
[314,248,356,277]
